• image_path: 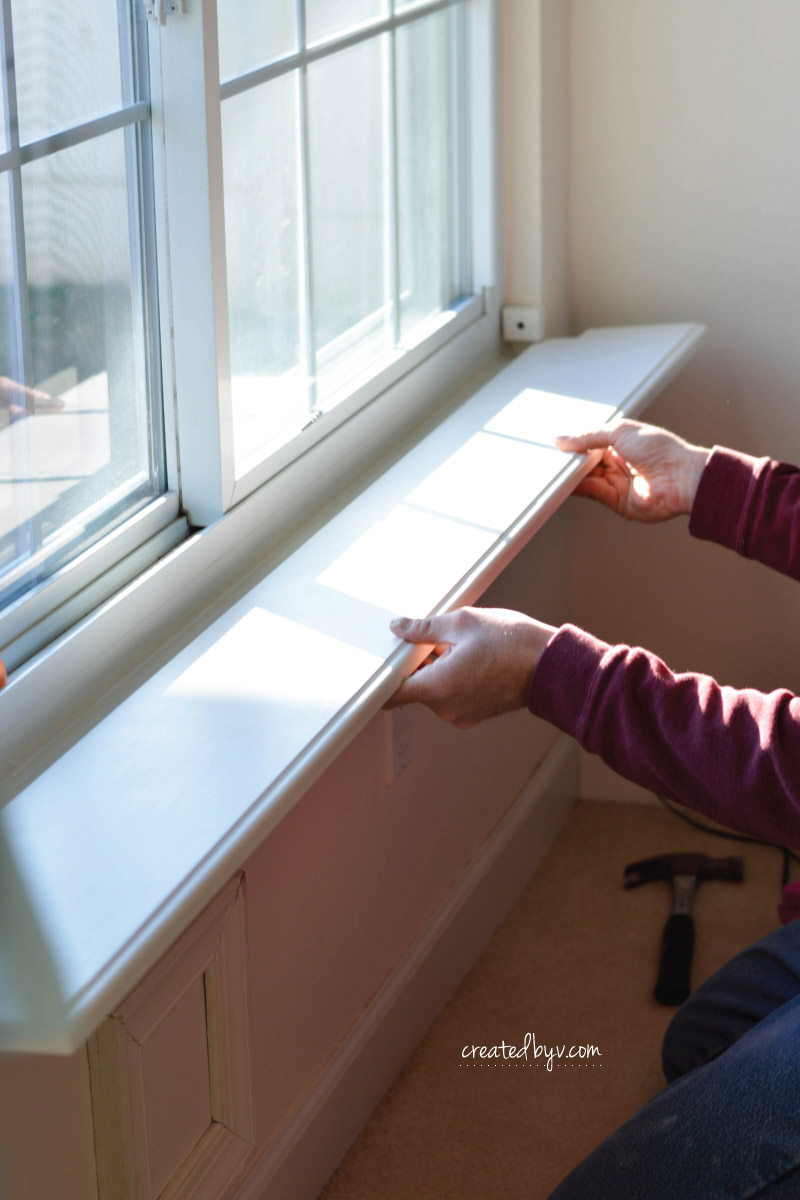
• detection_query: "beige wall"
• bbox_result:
[566,0,800,798]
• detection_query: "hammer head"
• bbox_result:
[624,853,744,889]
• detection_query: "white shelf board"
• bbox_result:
[0,322,705,1053]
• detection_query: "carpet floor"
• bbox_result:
[319,799,786,1199]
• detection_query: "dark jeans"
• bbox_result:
[548,921,800,1199]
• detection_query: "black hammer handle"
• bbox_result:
[654,913,694,1006]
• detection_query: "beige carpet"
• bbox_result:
[320,800,786,1200]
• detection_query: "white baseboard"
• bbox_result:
[235,734,579,1200]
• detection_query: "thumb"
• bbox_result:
[390,615,450,646]
[555,427,616,453]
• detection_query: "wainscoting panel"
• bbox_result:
[88,874,255,1200]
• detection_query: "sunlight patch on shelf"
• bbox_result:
[484,389,617,445]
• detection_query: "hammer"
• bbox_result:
[624,853,744,1006]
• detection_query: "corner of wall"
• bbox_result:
[501,0,571,337]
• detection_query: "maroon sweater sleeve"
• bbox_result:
[527,446,800,850]
[689,445,800,580]
[528,625,800,849]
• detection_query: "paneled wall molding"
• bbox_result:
[88,874,255,1200]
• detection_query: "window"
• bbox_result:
[0,1,169,608]
[218,0,472,479]
[0,0,497,681]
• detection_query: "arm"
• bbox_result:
[529,624,800,849]
[388,608,800,850]
[690,447,800,582]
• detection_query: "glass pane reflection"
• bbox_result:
[305,0,386,46]
[222,75,306,473]
[217,0,296,81]
[0,129,157,602]
[11,0,124,143]
[308,37,388,403]
[396,11,460,339]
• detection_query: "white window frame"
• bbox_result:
[151,0,500,524]
[0,0,185,675]
[0,0,499,781]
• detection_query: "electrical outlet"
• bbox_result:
[384,707,414,785]
[502,305,546,343]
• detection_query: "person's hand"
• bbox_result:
[0,375,63,422]
[555,419,710,522]
[386,607,558,728]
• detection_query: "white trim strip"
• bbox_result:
[0,493,181,649]
[0,515,188,674]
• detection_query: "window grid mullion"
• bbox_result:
[447,0,468,300]
[296,0,318,414]
[386,28,401,348]
[116,0,166,492]
[1,0,33,393]
[1,0,39,568]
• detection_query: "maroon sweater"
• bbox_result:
[527,446,800,914]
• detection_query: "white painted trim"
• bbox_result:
[89,874,255,1200]
[113,875,242,1043]
[153,0,236,524]
[0,494,181,649]
[234,734,579,1200]
[160,1124,254,1200]
[206,881,256,1143]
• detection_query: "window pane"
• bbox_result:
[0,181,30,575]
[11,0,124,144]
[0,128,159,604]
[305,0,387,46]
[396,11,460,338]
[217,0,296,81]
[222,75,306,473]
[308,37,388,403]
[0,77,7,154]
[0,184,15,382]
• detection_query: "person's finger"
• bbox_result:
[555,423,633,453]
[384,657,448,709]
[571,475,620,506]
[390,614,453,646]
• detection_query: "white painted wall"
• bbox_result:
[567,0,800,799]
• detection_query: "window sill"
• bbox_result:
[0,321,704,1053]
